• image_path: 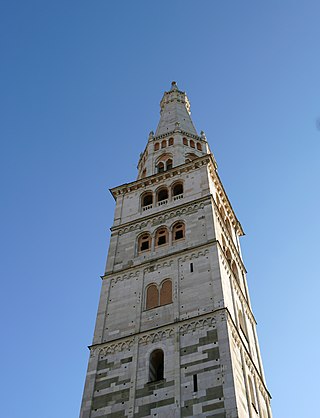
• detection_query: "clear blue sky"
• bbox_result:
[1,1,319,417]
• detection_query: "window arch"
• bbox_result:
[248,376,257,411]
[238,309,248,339]
[225,218,232,235]
[157,187,168,205]
[141,168,147,178]
[172,182,183,198]
[168,137,174,146]
[226,248,232,266]
[221,235,227,252]
[154,142,159,151]
[138,233,151,253]
[146,284,159,310]
[160,279,172,306]
[161,140,167,148]
[157,161,165,173]
[190,139,195,148]
[183,137,188,146]
[173,222,185,241]
[155,227,169,246]
[166,159,173,170]
[185,153,198,162]
[141,192,153,209]
[149,349,164,382]
[196,142,202,151]
[232,262,239,281]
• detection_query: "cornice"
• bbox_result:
[109,155,211,199]
[153,129,203,142]
[110,195,211,233]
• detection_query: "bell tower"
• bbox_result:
[79,82,272,418]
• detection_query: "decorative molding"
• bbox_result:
[111,270,140,285]
[98,338,135,357]
[179,314,216,334]
[139,328,174,344]
[178,248,209,263]
[116,200,208,236]
[143,259,174,274]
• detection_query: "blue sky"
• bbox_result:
[1,1,320,417]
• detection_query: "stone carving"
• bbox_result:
[179,314,216,334]
[139,328,174,344]
[143,259,174,274]
[111,270,140,285]
[98,338,135,357]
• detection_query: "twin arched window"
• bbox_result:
[154,138,174,151]
[182,137,202,151]
[146,279,172,309]
[138,222,185,254]
[141,182,184,211]
[157,158,173,173]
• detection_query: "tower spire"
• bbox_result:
[155,81,198,136]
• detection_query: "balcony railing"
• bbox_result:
[157,199,168,206]
[173,193,183,201]
[142,204,153,211]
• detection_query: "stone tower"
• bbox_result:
[79,82,272,418]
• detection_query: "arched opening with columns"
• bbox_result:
[172,222,185,241]
[155,227,169,247]
[138,233,152,253]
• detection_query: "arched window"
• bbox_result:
[154,142,159,151]
[173,222,185,241]
[160,279,172,306]
[183,137,188,146]
[226,248,232,266]
[216,194,220,206]
[225,218,232,235]
[146,284,159,310]
[196,142,202,151]
[238,309,247,339]
[190,140,195,148]
[232,262,239,281]
[166,159,173,170]
[248,376,257,411]
[161,140,167,149]
[168,137,174,146]
[155,227,169,246]
[142,192,153,209]
[157,188,168,204]
[138,233,151,253]
[149,349,164,382]
[221,235,227,252]
[157,162,165,173]
[172,182,183,197]
[141,168,147,178]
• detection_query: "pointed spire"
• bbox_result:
[155,82,198,136]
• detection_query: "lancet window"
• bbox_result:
[149,349,164,382]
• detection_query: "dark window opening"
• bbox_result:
[166,159,173,170]
[158,162,165,173]
[140,240,149,251]
[158,235,166,246]
[149,349,164,382]
[193,374,198,392]
[157,188,168,202]
[175,230,184,240]
[143,194,153,207]
[173,183,183,196]
[190,263,194,273]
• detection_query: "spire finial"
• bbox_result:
[171,81,178,91]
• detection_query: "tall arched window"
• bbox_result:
[157,188,168,205]
[146,284,159,310]
[160,279,172,306]
[157,162,165,173]
[141,168,147,178]
[190,140,195,148]
[232,262,239,281]
[238,309,248,339]
[154,142,159,151]
[166,159,173,170]
[225,218,232,235]
[248,376,257,412]
[196,142,202,151]
[168,137,174,146]
[173,222,185,241]
[149,349,164,382]
[161,140,167,148]
[172,182,183,198]
[155,227,169,246]
[226,248,232,266]
[138,233,151,253]
[141,192,153,209]
[183,137,188,146]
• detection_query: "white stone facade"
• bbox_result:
[79,83,272,418]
